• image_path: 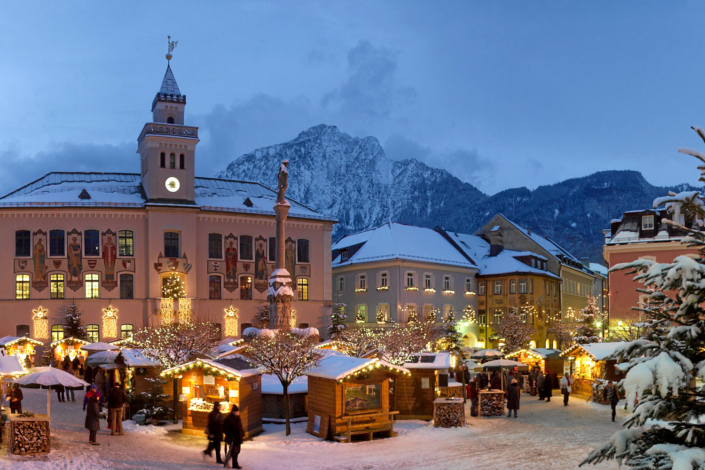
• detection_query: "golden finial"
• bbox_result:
[166,35,178,62]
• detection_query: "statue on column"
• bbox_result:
[276,160,289,205]
[269,159,293,329]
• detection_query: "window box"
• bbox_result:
[424,288,436,293]
[405,287,419,291]
[442,290,455,294]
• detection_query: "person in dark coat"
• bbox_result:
[543,372,553,402]
[537,372,545,400]
[85,393,101,445]
[506,379,520,418]
[62,355,71,372]
[7,384,23,413]
[72,356,80,374]
[107,382,126,435]
[84,365,94,392]
[606,381,620,422]
[55,383,66,402]
[468,377,479,417]
[490,372,501,390]
[203,402,224,464]
[223,405,245,469]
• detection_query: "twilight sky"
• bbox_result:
[2,1,705,196]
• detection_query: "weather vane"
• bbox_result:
[166,35,178,62]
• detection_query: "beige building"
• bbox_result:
[0,60,335,344]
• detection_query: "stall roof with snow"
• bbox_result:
[0,355,25,376]
[161,358,260,380]
[561,342,625,361]
[305,355,409,382]
[403,352,451,370]
[0,336,44,348]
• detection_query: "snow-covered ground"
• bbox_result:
[1,389,622,469]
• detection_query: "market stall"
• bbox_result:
[0,336,44,367]
[305,355,409,442]
[161,359,262,438]
[261,374,308,423]
[504,348,564,375]
[560,342,625,397]
[49,337,89,364]
[396,352,452,420]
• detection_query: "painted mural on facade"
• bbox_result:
[102,229,118,291]
[254,235,268,293]
[224,233,238,292]
[67,228,83,291]
[32,230,48,291]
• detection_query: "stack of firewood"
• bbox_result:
[480,393,504,417]
[447,385,463,398]
[11,420,50,455]
[434,402,464,428]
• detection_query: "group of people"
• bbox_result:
[84,381,127,445]
[202,402,246,469]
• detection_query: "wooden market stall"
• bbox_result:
[50,337,89,364]
[161,359,262,438]
[504,348,564,376]
[304,355,410,442]
[396,352,452,420]
[261,374,308,423]
[560,342,625,397]
[0,336,44,367]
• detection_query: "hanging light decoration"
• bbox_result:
[102,305,118,338]
[160,298,174,325]
[178,298,192,323]
[32,306,49,340]
[290,309,297,328]
[224,306,239,337]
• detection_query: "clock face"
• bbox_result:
[165,177,180,192]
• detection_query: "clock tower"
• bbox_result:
[138,51,199,203]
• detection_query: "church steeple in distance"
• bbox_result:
[137,37,199,203]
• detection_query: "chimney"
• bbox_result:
[527,226,532,236]
[486,226,504,256]
[581,257,590,268]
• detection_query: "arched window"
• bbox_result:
[160,152,166,168]
[297,278,309,301]
[167,116,175,124]
[209,275,222,300]
[240,276,252,300]
[51,324,64,343]
[15,230,31,257]
[15,274,30,300]
[169,153,176,169]
[86,324,99,343]
[179,154,185,169]
[120,324,134,340]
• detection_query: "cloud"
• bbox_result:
[322,40,416,117]
[384,134,495,191]
[0,142,134,197]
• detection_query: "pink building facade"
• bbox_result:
[0,62,335,345]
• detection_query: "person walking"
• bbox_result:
[506,379,520,418]
[606,381,620,422]
[203,402,224,464]
[223,405,245,469]
[560,373,573,406]
[85,392,101,445]
[543,372,553,402]
[7,384,23,414]
[537,371,545,400]
[107,382,126,436]
[468,376,479,417]
[55,383,66,402]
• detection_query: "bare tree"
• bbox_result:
[336,327,379,358]
[494,312,536,353]
[131,321,221,369]
[547,320,576,350]
[246,331,322,436]
[378,323,440,366]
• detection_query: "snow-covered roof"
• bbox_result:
[404,352,451,369]
[446,232,559,279]
[333,222,476,268]
[561,342,625,361]
[505,348,562,360]
[500,215,580,263]
[305,355,409,381]
[0,336,43,348]
[119,349,160,368]
[161,358,260,379]
[589,263,608,277]
[209,339,246,359]
[0,356,25,376]
[0,173,336,222]
[261,374,308,395]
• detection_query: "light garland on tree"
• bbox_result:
[355,309,366,323]
[102,305,118,338]
[376,309,386,324]
[224,306,239,337]
[178,298,192,323]
[162,272,186,299]
[461,306,476,326]
[32,306,49,340]
[160,298,174,325]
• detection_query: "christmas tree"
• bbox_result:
[574,296,604,344]
[162,272,186,299]
[327,299,348,338]
[62,301,87,340]
[440,308,463,355]
[582,127,705,469]
[139,377,172,423]
[40,348,54,366]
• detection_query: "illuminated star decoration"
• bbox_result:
[224,306,239,337]
[32,306,49,339]
[102,305,118,338]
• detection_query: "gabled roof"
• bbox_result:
[305,355,410,381]
[159,64,181,96]
[443,231,559,279]
[332,222,476,268]
[0,336,43,348]
[0,172,336,222]
[497,214,580,263]
[161,358,260,379]
[404,352,451,369]
[560,342,625,361]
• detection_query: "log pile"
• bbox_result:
[479,392,504,417]
[11,419,50,455]
[434,401,465,428]
[447,385,463,398]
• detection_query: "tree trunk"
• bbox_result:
[283,382,291,436]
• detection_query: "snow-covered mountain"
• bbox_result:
[217,124,697,262]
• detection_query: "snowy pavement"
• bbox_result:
[1,389,623,469]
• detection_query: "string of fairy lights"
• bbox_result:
[161,359,242,381]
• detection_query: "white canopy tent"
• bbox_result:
[471,349,504,360]
[13,367,89,417]
[482,359,528,391]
